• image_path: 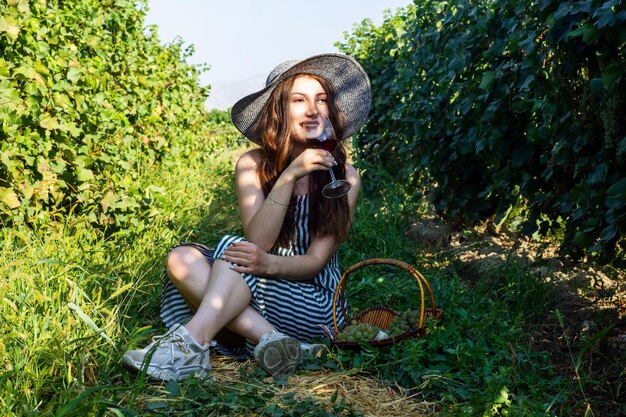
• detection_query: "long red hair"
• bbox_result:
[253,74,351,246]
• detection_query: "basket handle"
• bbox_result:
[332,258,437,334]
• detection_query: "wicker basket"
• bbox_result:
[324,258,443,349]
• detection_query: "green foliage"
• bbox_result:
[3,148,619,416]
[333,160,623,416]
[207,108,234,126]
[389,267,560,415]
[2,1,623,415]
[0,134,361,416]
[339,0,626,261]
[0,127,239,415]
[0,0,211,230]
[333,256,565,416]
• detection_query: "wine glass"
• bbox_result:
[304,117,351,198]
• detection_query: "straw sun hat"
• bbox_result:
[231,53,371,145]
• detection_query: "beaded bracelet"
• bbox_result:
[267,195,289,207]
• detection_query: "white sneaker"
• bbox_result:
[253,331,301,377]
[301,342,328,359]
[122,324,212,381]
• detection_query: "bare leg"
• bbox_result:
[122,246,301,381]
[183,259,275,344]
[166,246,275,344]
[166,246,213,307]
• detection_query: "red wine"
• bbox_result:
[307,138,338,152]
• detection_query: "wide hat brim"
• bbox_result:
[231,53,371,145]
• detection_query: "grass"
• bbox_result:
[1,128,623,416]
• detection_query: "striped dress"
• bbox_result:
[160,194,346,347]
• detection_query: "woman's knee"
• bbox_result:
[165,246,210,283]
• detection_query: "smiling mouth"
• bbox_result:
[301,124,319,133]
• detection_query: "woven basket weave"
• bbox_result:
[325,258,443,349]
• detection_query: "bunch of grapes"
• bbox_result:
[388,310,421,337]
[336,320,381,343]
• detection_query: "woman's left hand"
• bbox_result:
[222,241,270,276]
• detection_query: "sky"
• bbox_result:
[143,0,411,109]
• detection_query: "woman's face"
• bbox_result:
[288,75,329,146]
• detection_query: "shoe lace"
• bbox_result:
[260,330,285,344]
[152,332,191,356]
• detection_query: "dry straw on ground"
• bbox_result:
[212,357,438,417]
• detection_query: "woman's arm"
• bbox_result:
[235,150,294,251]
[226,164,361,280]
[224,234,337,280]
[344,163,361,223]
[237,148,338,251]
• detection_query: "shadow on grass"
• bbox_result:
[406,215,626,417]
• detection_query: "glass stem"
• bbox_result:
[328,167,338,182]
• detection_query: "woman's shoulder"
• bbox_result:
[345,163,361,182]
[235,149,263,189]
[344,163,361,205]
[236,148,263,169]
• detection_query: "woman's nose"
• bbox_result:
[305,102,320,117]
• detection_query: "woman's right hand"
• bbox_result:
[284,148,336,181]
[223,241,270,276]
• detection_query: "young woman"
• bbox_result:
[122,53,371,381]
